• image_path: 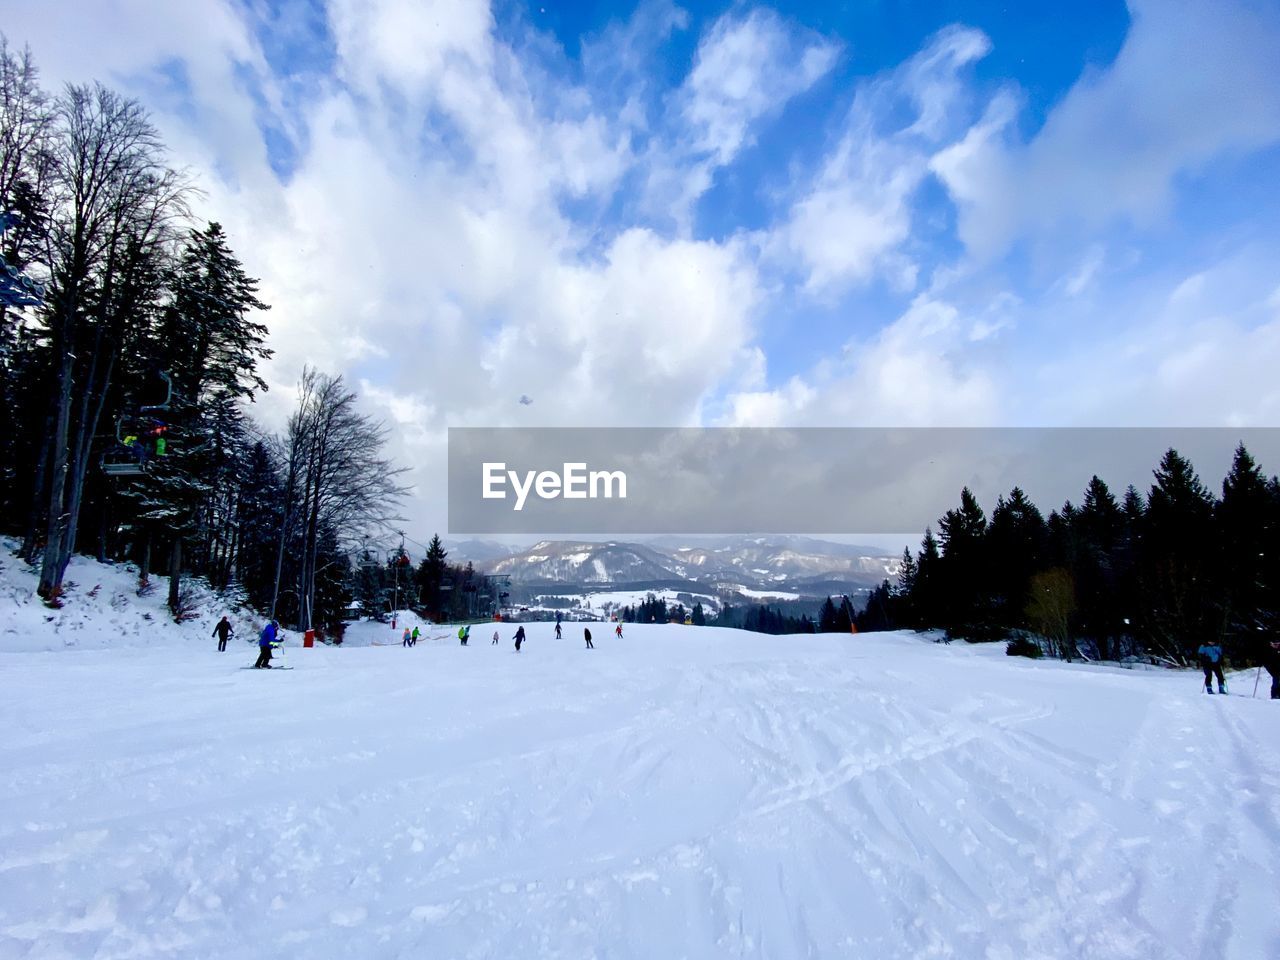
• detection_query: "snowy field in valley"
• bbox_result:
[529,588,721,617]
[2,560,1279,958]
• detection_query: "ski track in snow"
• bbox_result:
[1,627,1278,960]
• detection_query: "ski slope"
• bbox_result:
[2,618,1278,959]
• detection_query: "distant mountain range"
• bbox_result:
[443,536,900,600]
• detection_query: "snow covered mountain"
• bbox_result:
[470,535,899,595]
[483,540,678,584]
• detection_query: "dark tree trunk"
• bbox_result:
[60,337,114,582]
[21,417,53,561]
[167,535,182,618]
[37,340,75,599]
[139,529,152,588]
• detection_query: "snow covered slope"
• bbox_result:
[2,615,1278,958]
[0,539,261,653]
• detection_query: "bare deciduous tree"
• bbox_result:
[35,83,188,601]
[272,367,408,629]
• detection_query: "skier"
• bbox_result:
[459,624,470,646]
[584,627,593,650]
[402,627,412,648]
[554,622,562,640]
[1198,640,1226,694]
[492,629,500,645]
[514,625,526,652]
[254,620,278,668]
[411,626,421,647]
[615,623,623,639]
[213,616,233,652]
[1262,638,1280,700]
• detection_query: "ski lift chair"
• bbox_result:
[102,424,148,478]
[102,457,146,478]
[100,372,173,479]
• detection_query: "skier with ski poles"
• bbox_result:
[254,620,279,669]
[213,616,234,652]
[1198,640,1226,694]
[615,623,623,639]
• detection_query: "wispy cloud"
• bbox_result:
[643,6,840,229]
[766,25,991,295]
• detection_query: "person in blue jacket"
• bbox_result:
[255,620,279,669]
[1197,640,1225,694]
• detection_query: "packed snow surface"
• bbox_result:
[2,609,1279,956]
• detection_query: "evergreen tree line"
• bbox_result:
[353,535,507,624]
[1,42,404,629]
[872,445,1279,665]
[617,594,820,635]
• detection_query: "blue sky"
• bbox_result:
[8,0,1280,535]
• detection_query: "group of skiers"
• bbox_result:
[218,611,1278,696]
[1197,639,1280,698]
[382,616,623,653]
[212,615,283,667]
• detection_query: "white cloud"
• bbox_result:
[1062,245,1106,298]
[769,25,992,294]
[933,0,1280,258]
[329,0,495,92]
[723,294,1000,427]
[643,7,840,228]
[1075,254,1280,426]
[682,9,838,165]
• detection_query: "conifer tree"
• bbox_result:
[937,487,988,634]
[1074,476,1126,657]
[1138,449,1220,663]
[818,596,839,632]
[986,486,1046,628]
[416,534,449,617]
[912,527,941,628]
[1218,444,1275,659]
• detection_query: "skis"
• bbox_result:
[241,665,294,671]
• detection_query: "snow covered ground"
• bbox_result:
[0,540,259,653]
[731,586,801,600]
[2,563,1279,958]
[530,588,721,617]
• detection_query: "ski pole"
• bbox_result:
[1254,665,1263,698]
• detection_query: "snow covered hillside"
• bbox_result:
[2,585,1278,957]
[0,539,260,653]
